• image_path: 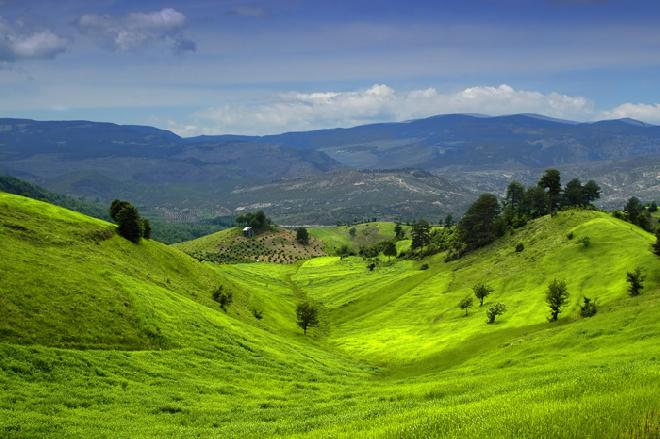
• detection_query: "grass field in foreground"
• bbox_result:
[0,193,659,438]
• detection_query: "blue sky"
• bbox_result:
[2,0,660,135]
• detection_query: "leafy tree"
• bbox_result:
[486,303,506,324]
[411,220,431,250]
[582,180,601,205]
[503,181,526,225]
[473,283,494,307]
[367,262,377,271]
[624,197,644,225]
[213,286,233,311]
[538,169,562,213]
[394,223,404,240]
[235,210,272,233]
[458,194,503,251]
[142,219,152,240]
[545,279,569,322]
[336,244,353,259]
[349,227,357,238]
[525,185,548,218]
[116,204,143,243]
[626,267,645,296]
[109,199,131,222]
[563,178,584,207]
[383,241,397,260]
[444,214,455,228]
[296,302,319,335]
[579,296,597,318]
[459,296,474,316]
[648,201,658,212]
[654,229,660,257]
[296,227,309,245]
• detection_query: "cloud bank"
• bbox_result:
[181,84,596,135]
[0,17,68,62]
[75,8,196,54]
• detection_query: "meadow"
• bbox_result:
[0,193,658,438]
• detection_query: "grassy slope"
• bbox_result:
[1,195,659,437]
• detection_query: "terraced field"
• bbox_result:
[1,193,659,437]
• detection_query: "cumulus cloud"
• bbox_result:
[185,84,595,135]
[600,103,660,124]
[0,17,68,62]
[75,8,196,54]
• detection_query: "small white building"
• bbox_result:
[242,226,255,238]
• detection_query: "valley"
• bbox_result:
[1,193,658,437]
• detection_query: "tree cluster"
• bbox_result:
[296,227,309,245]
[110,199,151,243]
[235,210,272,233]
[620,197,655,232]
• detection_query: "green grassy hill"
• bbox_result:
[1,193,659,437]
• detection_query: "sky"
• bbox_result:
[2,0,660,135]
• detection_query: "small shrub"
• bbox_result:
[367,262,377,272]
[213,286,233,311]
[515,242,524,252]
[566,232,574,240]
[420,263,429,270]
[252,308,263,320]
[578,236,591,247]
[626,267,645,296]
[459,296,474,316]
[579,296,597,317]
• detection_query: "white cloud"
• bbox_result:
[0,17,68,62]
[182,84,595,135]
[600,103,660,124]
[75,8,196,54]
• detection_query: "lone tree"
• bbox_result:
[213,286,233,312]
[116,204,143,243]
[459,296,474,316]
[296,227,309,245]
[444,214,455,227]
[109,199,131,221]
[394,223,404,240]
[626,267,645,296]
[486,303,506,324]
[473,283,494,307]
[296,302,319,335]
[411,220,431,250]
[545,279,569,321]
[383,241,397,260]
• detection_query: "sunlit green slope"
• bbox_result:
[1,193,658,438]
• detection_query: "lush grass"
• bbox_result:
[308,222,408,254]
[1,194,659,437]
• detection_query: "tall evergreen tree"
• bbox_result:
[582,180,601,205]
[411,220,431,250]
[538,169,562,213]
[116,205,143,243]
[457,194,503,250]
[563,178,584,207]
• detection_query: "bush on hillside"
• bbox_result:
[545,279,569,322]
[116,204,143,243]
[420,263,429,270]
[515,242,524,252]
[579,296,597,318]
[486,303,506,324]
[626,267,645,296]
[654,229,660,256]
[566,232,574,240]
[578,236,591,247]
[213,286,233,311]
[252,308,263,320]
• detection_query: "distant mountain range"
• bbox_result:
[1,114,658,224]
